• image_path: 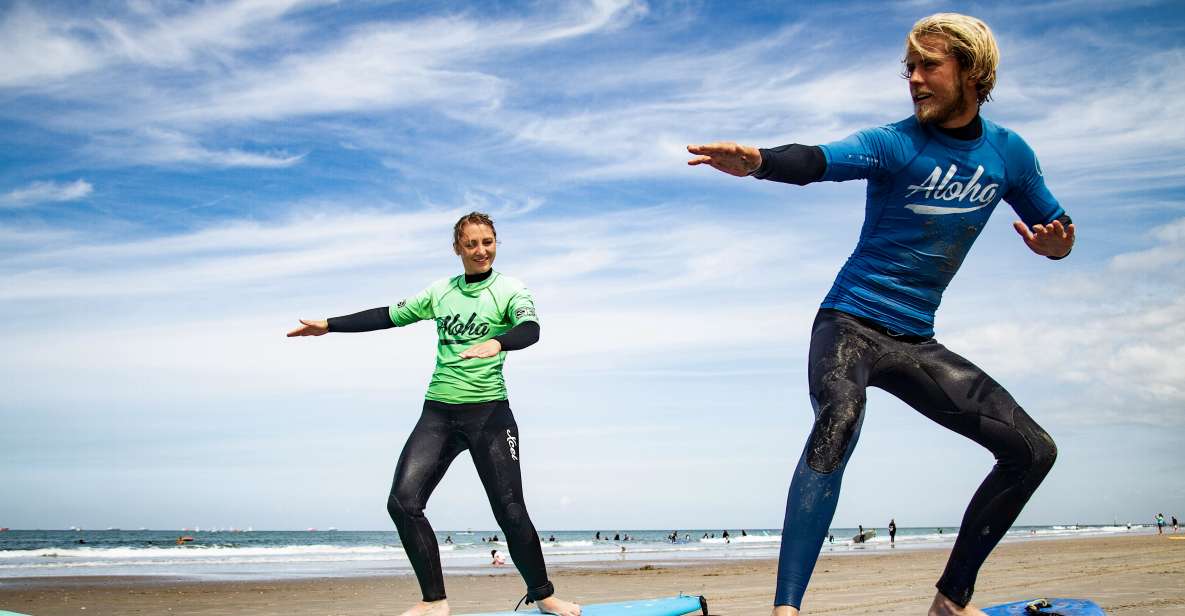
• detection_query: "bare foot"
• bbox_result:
[771,606,799,616]
[537,595,581,616]
[929,592,987,616]
[398,599,449,616]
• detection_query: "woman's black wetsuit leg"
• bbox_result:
[870,340,1058,606]
[387,403,466,602]
[463,400,554,601]
[387,400,554,603]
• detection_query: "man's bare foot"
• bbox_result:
[536,595,581,616]
[929,592,987,616]
[399,599,449,616]
[771,606,799,616]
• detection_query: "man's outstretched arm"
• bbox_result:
[688,142,825,186]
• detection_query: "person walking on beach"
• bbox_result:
[1157,513,1165,534]
[688,13,1072,616]
[288,212,580,616]
[889,519,898,547]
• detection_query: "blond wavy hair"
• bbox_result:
[905,13,1000,104]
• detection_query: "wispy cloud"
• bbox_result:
[0,0,323,87]
[84,129,304,168]
[1,179,93,208]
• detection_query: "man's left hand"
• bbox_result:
[1013,219,1074,258]
[459,339,502,359]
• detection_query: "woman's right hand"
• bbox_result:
[287,319,329,337]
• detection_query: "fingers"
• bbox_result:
[687,155,712,166]
[1012,220,1035,241]
[687,142,741,155]
[287,319,327,337]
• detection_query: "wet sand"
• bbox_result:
[2,534,1183,615]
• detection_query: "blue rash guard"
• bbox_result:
[816,115,1064,336]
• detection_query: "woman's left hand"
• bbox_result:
[459,339,502,359]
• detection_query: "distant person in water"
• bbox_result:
[491,550,506,566]
[287,212,579,616]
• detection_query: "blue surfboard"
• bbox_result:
[460,594,706,616]
[983,598,1105,615]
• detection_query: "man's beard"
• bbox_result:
[915,84,967,125]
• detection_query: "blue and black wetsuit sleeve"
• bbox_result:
[752,144,826,186]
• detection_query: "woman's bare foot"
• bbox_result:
[929,592,987,616]
[399,599,449,616]
[771,606,800,616]
[536,595,581,616]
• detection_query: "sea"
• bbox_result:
[0,525,1154,582]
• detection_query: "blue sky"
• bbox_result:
[2,0,1183,533]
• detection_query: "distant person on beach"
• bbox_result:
[889,519,897,546]
[491,549,506,566]
[1157,513,1165,534]
[1173,516,1179,532]
[288,212,580,616]
[689,13,1071,616]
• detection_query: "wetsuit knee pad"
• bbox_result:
[804,393,864,474]
[502,502,526,526]
[386,490,425,522]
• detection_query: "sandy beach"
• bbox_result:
[2,534,1182,615]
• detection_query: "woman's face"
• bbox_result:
[454,223,497,275]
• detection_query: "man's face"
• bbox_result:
[454,223,497,275]
[904,35,975,125]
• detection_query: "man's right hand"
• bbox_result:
[687,142,762,177]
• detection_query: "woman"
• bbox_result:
[288,212,580,616]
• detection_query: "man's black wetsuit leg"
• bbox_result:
[871,340,1057,606]
[464,401,554,601]
[775,310,878,608]
[387,404,466,602]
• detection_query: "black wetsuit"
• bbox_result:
[328,269,552,602]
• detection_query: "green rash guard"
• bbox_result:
[389,271,538,404]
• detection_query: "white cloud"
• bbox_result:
[0,0,324,87]
[0,179,93,207]
[85,128,304,168]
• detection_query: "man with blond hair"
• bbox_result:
[688,13,1075,616]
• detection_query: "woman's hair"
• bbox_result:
[454,211,496,245]
[905,13,1000,104]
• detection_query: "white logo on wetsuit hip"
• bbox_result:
[904,164,998,215]
[506,430,518,461]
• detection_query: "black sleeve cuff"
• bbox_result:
[327,307,395,333]
[492,321,540,351]
[752,144,826,186]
